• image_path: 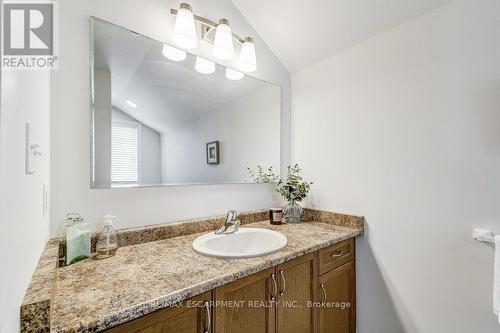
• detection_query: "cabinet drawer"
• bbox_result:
[319,238,354,275]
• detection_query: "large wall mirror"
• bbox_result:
[90,17,281,188]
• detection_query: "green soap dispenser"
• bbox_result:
[65,213,91,265]
[95,215,118,259]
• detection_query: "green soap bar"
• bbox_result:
[66,226,91,265]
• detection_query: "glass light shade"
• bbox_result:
[173,4,197,49]
[162,44,186,61]
[238,37,257,73]
[125,99,137,108]
[212,19,234,60]
[225,68,244,80]
[195,56,215,74]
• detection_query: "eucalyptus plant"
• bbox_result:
[247,164,312,203]
[246,165,279,183]
[276,164,312,203]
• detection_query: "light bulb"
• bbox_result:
[195,56,215,74]
[212,19,234,60]
[125,99,137,108]
[173,3,197,49]
[238,37,257,73]
[162,44,186,61]
[225,68,244,80]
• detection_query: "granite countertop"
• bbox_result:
[50,220,362,332]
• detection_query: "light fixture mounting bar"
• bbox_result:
[170,8,245,44]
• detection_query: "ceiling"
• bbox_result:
[93,19,272,133]
[232,0,451,73]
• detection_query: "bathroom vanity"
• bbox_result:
[105,239,355,333]
[20,209,363,333]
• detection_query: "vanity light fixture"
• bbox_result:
[225,67,244,80]
[125,99,137,108]
[213,19,234,60]
[238,37,257,73]
[170,3,257,70]
[172,3,197,49]
[162,44,186,61]
[195,56,215,74]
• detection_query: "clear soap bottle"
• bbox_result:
[95,215,118,259]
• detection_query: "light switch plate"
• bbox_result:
[25,123,42,174]
[25,123,35,174]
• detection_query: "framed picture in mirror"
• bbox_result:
[206,141,219,165]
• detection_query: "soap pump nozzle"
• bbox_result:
[103,214,116,226]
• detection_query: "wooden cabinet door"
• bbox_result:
[318,261,356,333]
[214,267,275,333]
[104,291,212,333]
[276,253,317,333]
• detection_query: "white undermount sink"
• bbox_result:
[192,228,288,259]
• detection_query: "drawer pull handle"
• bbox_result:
[271,273,278,301]
[320,283,327,304]
[279,270,286,296]
[203,301,211,333]
[331,250,343,258]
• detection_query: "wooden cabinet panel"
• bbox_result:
[276,253,317,333]
[318,261,356,333]
[318,239,354,275]
[104,291,212,333]
[214,267,275,333]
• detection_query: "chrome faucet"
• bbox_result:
[215,210,241,235]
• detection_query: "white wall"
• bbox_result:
[50,0,290,235]
[0,70,51,332]
[112,108,161,185]
[161,85,280,184]
[292,0,500,332]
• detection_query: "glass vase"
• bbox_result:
[283,201,303,223]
